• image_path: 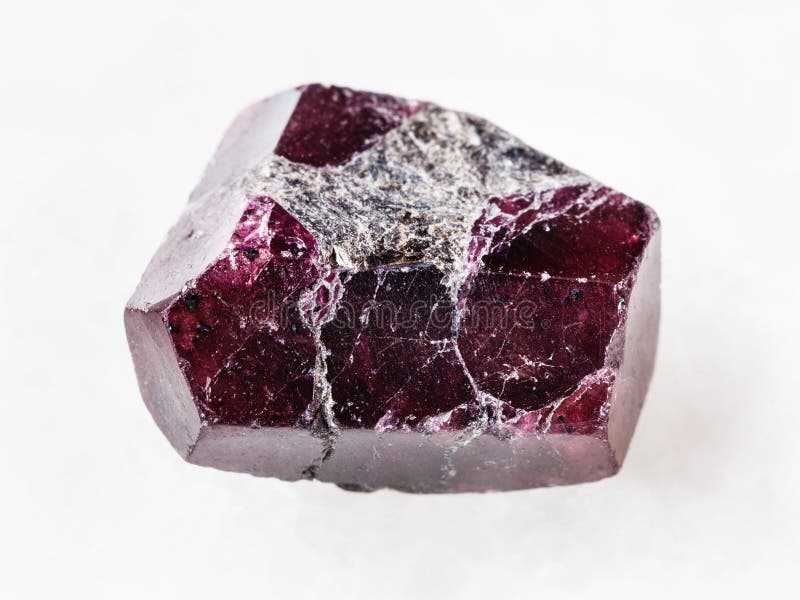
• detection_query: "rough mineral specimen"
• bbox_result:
[125,84,660,492]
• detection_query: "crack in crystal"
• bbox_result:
[297,269,344,479]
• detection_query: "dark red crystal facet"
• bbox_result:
[125,84,660,492]
[274,84,419,167]
[165,198,321,427]
[321,265,472,431]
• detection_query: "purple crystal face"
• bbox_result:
[125,84,660,492]
[166,198,321,427]
[274,84,420,167]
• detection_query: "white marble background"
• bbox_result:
[1,1,797,598]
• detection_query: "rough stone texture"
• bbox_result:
[125,83,660,492]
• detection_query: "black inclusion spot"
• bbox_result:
[242,247,259,261]
[184,292,199,313]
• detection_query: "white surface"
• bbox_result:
[1,1,798,598]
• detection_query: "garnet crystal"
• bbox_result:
[125,84,660,492]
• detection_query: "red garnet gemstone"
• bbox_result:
[125,84,660,492]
